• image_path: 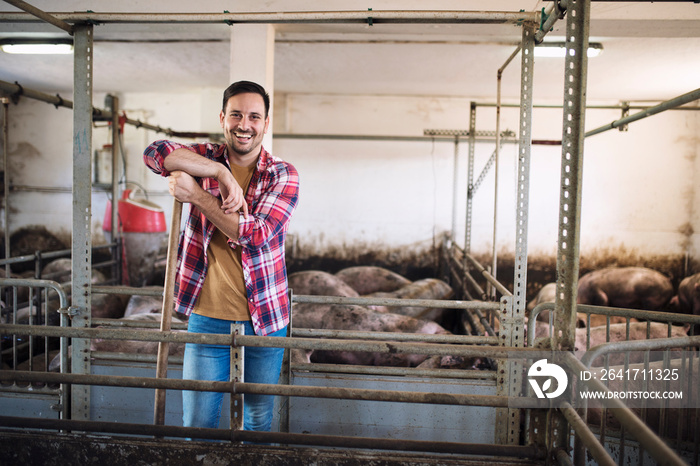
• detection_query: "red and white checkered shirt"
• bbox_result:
[144,140,299,336]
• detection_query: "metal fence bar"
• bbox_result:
[292,327,498,345]
[292,293,493,310]
[558,401,616,466]
[0,324,543,359]
[0,415,543,458]
[292,362,496,379]
[580,335,700,368]
[0,369,547,409]
[562,352,687,466]
[528,302,700,346]
[585,87,700,138]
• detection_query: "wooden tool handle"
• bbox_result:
[154,198,183,427]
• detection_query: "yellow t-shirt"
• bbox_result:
[194,163,255,321]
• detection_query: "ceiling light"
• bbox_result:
[534,42,603,58]
[0,38,73,55]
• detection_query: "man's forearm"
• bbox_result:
[162,148,225,179]
[191,189,241,241]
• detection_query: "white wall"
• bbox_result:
[2,89,698,266]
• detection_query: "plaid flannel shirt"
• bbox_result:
[143,140,299,336]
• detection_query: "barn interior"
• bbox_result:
[0,1,700,465]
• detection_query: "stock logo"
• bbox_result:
[528,359,568,399]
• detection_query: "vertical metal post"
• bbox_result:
[278,295,292,433]
[554,0,589,361]
[492,74,503,300]
[512,23,535,342]
[2,97,9,274]
[555,0,591,462]
[108,95,120,242]
[464,102,477,257]
[71,23,94,421]
[450,136,460,243]
[495,23,536,446]
[231,323,245,433]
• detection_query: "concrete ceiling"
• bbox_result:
[0,1,699,104]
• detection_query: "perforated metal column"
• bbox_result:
[231,323,244,432]
[553,0,591,459]
[71,23,94,421]
[554,0,589,356]
[464,103,477,255]
[495,23,535,446]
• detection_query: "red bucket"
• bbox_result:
[103,190,166,233]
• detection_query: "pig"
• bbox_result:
[288,270,359,298]
[334,266,411,295]
[292,303,450,367]
[90,313,186,356]
[528,282,635,328]
[532,321,688,366]
[575,322,688,366]
[40,258,127,319]
[577,267,674,312]
[676,272,700,316]
[122,287,167,318]
[527,282,557,314]
[364,278,453,323]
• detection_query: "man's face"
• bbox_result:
[220,92,269,161]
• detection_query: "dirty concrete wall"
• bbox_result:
[1,90,698,280]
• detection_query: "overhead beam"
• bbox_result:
[1,0,73,34]
[0,10,538,25]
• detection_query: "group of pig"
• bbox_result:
[6,261,699,373]
[529,266,700,318]
[525,266,700,442]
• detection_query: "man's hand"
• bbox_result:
[168,171,203,204]
[218,173,249,218]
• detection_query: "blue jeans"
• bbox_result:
[182,313,287,432]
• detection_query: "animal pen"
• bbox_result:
[1,3,700,465]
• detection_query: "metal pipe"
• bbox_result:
[292,362,497,379]
[451,137,460,241]
[462,252,512,296]
[558,401,616,466]
[585,87,700,138]
[580,335,700,368]
[0,10,540,25]
[490,45,522,302]
[292,293,497,311]
[107,95,120,243]
[0,323,543,359]
[528,302,700,346]
[534,1,567,44]
[0,278,68,308]
[292,327,498,345]
[0,415,544,458]
[0,79,218,139]
[0,369,547,409]
[538,301,700,325]
[92,284,164,296]
[562,352,687,466]
[276,132,517,144]
[1,96,9,281]
[1,0,73,34]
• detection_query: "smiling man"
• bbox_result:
[143,81,300,435]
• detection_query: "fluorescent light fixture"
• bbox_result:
[1,43,73,54]
[0,38,73,55]
[534,42,603,58]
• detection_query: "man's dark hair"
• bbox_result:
[222,80,270,117]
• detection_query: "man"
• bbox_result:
[143,80,299,433]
